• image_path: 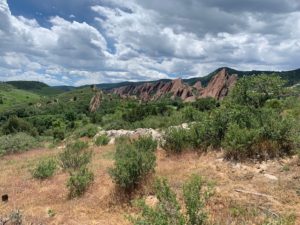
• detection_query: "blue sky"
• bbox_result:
[0,0,300,86]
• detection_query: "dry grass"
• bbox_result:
[0,145,299,224]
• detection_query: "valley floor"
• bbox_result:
[0,145,299,224]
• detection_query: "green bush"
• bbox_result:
[223,123,260,160]
[95,134,110,146]
[76,124,98,138]
[0,133,38,156]
[180,106,203,122]
[133,135,157,152]
[109,136,156,192]
[32,158,57,180]
[191,97,219,112]
[162,128,189,154]
[131,175,212,225]
[59,141,91,171]
[2,116,37,136]
[189,119,215,151]
[223,110,295,160]
[9,209,23,225]
[53,127,65,140]
[183,175,211,225]
[115,135,131,146]
[228,74,286,108]
[67,167,94,198]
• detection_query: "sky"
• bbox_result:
[0,0,300,86]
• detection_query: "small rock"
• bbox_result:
[2,194,8,202]
[259,169,265,174]
[108,138,115,145]
[293,175,300,180]
[216,158,223,162]
[244,172,254,180]
[145,195,159,208]
[233,163,241,169]
[264,174,278,181]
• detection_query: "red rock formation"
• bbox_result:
[193,81,203,91]
[110,68,237,101]
[89,91,102,112]
[155,78,193,100]
[111,79,194,101]
[201,68,237,99]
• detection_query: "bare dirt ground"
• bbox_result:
[0,145,299,225]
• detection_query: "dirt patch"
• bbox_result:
[0,146,299,224]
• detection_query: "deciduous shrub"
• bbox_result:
[191,97,219,112]
[2,116,37,136]
[162,128,189,154]
[109,136,157,192]
[228,74,286,108]
[67,167,94,198]
[222,109,296,160]
[183,175,211,225]
[131,175,213,225]
[180,106,203,122]
[59,141,91,171]
[32,158,57,180]
[95,134,110,146]
[76,124,98,138]
[133,135,157,152]
[189,119,216,151]
[0,133,37,156]
[53,127,65,140]
[223,123,259,160]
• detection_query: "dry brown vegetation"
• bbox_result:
[0,144,299,224]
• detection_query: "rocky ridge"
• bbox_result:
[110,68,237,101]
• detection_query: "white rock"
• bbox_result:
[264,174,278,181]
[145,195,159,208]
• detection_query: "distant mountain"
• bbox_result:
[201,67,300,86]
[95,67,300,91]
[53,85,76,92]
[6,81,48,90]
[3,67,300,99]
[5,81,66,96]
[0,83,41,112]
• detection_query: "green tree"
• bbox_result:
[228,74,286,108]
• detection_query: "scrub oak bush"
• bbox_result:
[32,158,57,180]
[221,75,296,160]
[53,127,65,140]
[223,114,295,160]
[67,167,94,198]
[59,141,91,171]
[183,175,212,225]
[0,132,37,156]
[162,128,190,154]
[133,135,157,152]
[76,124,98,138]
[131,175,213,225]
[59,141,94,198]
[109,136,157,192]
[2,116,37,136]
[95,134,110,146]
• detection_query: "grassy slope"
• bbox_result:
[0,84,41,112]
[6,81,65,96]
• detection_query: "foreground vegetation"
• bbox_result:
[1,74,300,224]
